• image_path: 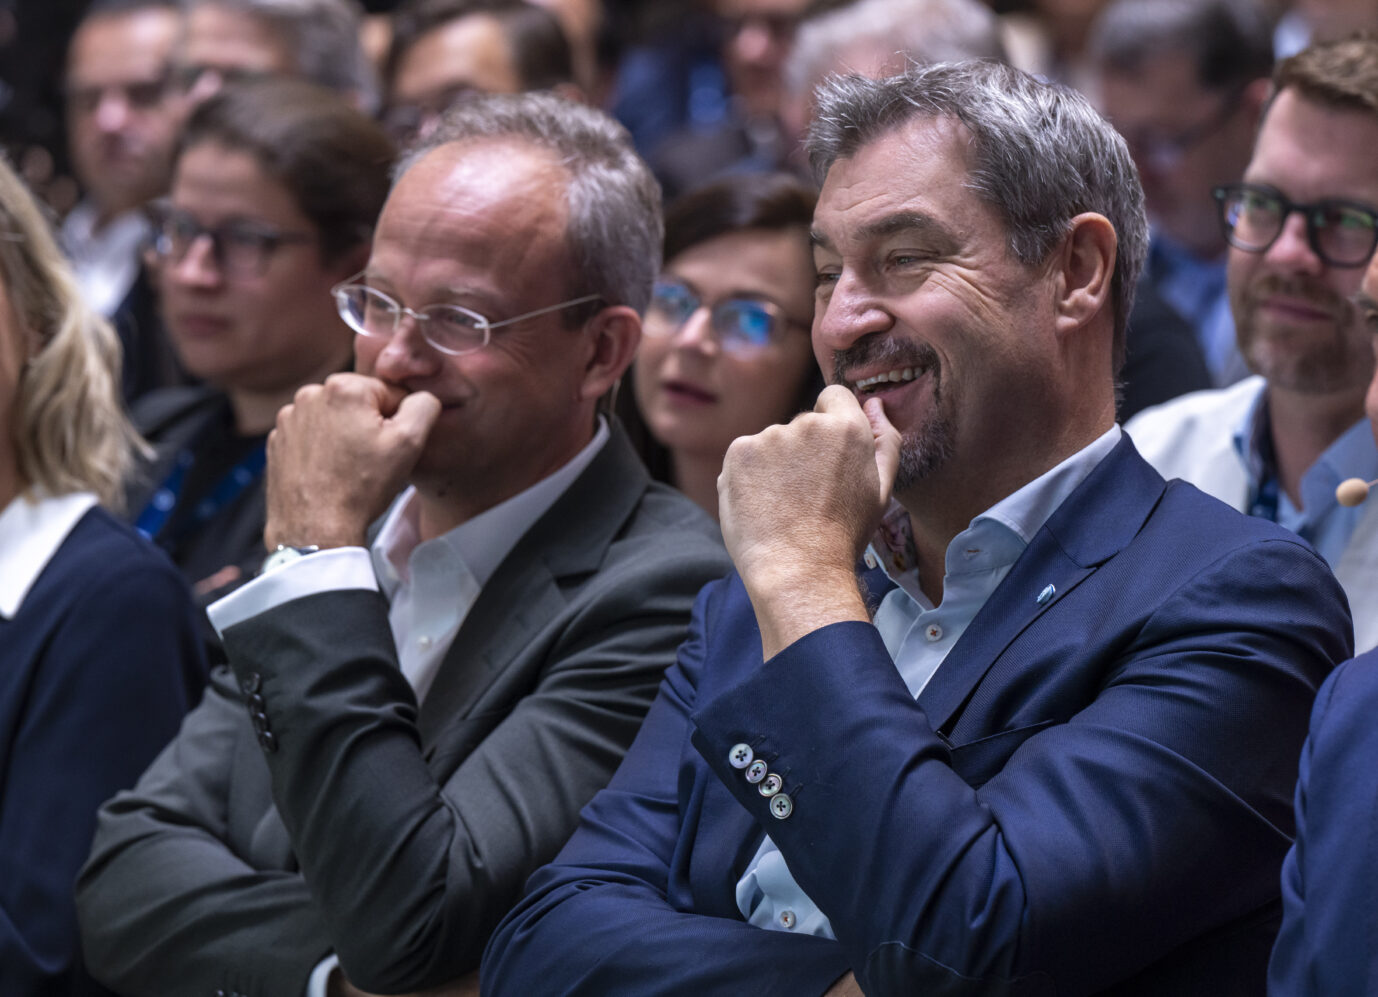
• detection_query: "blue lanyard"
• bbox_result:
[1248,472,1280,523]
[134,442,266,545]
[1247,412,1281,524]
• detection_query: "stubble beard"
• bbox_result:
[832,336,955,491]
[1238,276,1369,395]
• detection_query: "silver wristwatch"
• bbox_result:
[261,544,321,576]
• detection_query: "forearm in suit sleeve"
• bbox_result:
[691,539,1347,995]
[76,665,333,997]
[223,547,726,993]
[482,579,853,997]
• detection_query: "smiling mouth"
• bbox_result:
[853,367,923,394]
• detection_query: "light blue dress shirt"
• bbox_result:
[1231,392,1377,571]
[734,426,1123,939]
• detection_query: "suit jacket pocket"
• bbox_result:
[947,719,1057,789]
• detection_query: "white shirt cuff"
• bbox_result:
[207,547,378,637]
[306,952,340,997]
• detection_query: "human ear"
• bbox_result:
[577,304,642,403]
[1053,212,1116,338]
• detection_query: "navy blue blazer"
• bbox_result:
[483,438,1352,996]
[1269,649,1378,995]
[0,507,205,995]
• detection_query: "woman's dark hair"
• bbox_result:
[176,77,396,264]
[619,171,825,483]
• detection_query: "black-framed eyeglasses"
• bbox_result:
[1118,89,1244,173]
[147,202,315,279]
[1213,182,1378,269]
[332,279,602,356]
[644,278,807,353]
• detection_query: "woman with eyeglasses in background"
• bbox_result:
[0,151,205,995]
[127,78,393,618]
[624,172,824,519]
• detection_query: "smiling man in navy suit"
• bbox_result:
[482,60,1354,996]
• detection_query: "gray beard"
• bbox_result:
[895,407,955,490]
[832,336,952,490]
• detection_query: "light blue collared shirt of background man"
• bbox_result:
[735,424,1123,938]
[1232,391,1377,573]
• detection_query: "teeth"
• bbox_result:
[854,367,918,391]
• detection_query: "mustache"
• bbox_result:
[831,336,939,387]
[1247,274,1348,317]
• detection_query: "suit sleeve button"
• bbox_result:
[728,743,754,769]
[745,759,769,784]
[240,672,262,695]
[258,730,278,752]
[758,773,783,797]
[770,793,793,819]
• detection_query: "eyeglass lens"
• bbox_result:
[153,210,301,277]
[336,285,489,355]
[647,280,784,350]
[1216,184,1378,267]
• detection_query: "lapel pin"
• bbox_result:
[1036,584,1056,606]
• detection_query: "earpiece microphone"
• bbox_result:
[1336,477,1378,507]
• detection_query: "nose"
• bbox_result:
[1264,209,1325,276]
[670,306,719,356]
[185,68,224,108]
[731,20,776,67]
[369,310,442,383]
[814,271,893,354]
[165,234,222,290]
[93,90,131,132]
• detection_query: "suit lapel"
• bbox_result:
[918,437,1166,735]
[416,424,651,750]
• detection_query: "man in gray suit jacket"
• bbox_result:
[75,92,730,997]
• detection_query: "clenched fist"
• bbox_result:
[264,373,441,550]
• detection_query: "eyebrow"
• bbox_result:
[811,210,944,252]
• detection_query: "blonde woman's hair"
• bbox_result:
[1,154,145,508]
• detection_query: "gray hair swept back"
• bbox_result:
[395,91,663,317]
[808,59,1147,370]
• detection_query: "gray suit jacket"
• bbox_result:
[76,425,730,996]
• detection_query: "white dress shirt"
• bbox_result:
[205,419,610,996]
[60,201,149,319]
[734,426,1122,939]
[0,490,99,620]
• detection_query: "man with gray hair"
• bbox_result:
[74,91,728,997]
[483,60,1349,995]
[173,0,380,111]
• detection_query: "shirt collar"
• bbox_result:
[1230,390,1377,494]
[869,424,1122,585]
[373,416,611,596]
[0,490,99,618]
